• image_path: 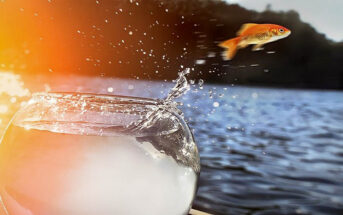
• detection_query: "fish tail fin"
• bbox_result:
[218,37,240,60]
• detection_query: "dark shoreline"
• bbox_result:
[1,0,343,89]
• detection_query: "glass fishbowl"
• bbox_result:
[0,92,200,215]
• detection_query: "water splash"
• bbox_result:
[129,68,191,131]
[164,68,190,103]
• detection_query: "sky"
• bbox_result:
[227,0,343,42]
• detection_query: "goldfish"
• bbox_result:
[219,23,291,60]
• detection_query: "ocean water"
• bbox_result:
[1,74,343,215]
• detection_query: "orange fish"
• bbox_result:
[219,23,291,60]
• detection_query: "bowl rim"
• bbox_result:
[31,92,162,106]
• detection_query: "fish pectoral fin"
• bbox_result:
[238,42,249,49]
[252,44,264,51]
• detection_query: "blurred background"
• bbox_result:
[1,0,343,214]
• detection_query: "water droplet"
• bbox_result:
[0,105,8,113]
[213,102,219,108]
[10,97,17,103]
[207,52,216,58]
[198,79,204,89]
[107,87,114,93]
[195,59,206,65]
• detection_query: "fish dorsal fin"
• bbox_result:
[236,23,258,36]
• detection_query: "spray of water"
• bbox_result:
[164,68,191,103]
[129,68,191,131]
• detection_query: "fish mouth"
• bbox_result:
[285,31,291,37]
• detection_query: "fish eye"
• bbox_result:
[279,28,284,33]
